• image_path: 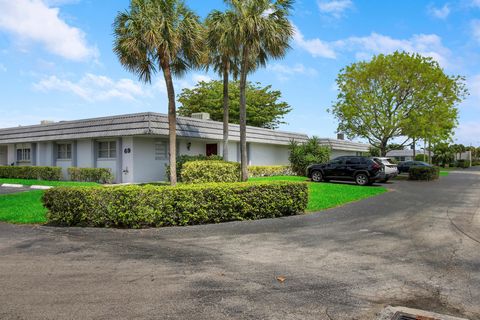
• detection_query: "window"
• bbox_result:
[98,141,116,159]
[155,141,167,160]
[346,157,361,165]
[16,148,31,162]
[57,143,72,160]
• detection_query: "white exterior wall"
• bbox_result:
[0,146,7,165]
[7,144,15,165]
[77,139,94,168]
[132,137,168,183]
[56,160,72,179]
[248,143,290,166]
[37,142,54,166]
[96,159,117,180]
[177,138,207,156]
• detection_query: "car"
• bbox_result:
[372,157,398,183]
[397,160,432,174]
[306,156,383,186]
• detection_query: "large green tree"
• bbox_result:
[226,0,294,181]
[205,10,238,161]
[330,51,467,156]
[113,0,204,185]
[178,80,291,129]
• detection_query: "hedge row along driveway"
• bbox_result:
[43,182,309,228]
[0,176,388,226]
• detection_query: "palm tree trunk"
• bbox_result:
[222,61,230,161]
[239,50,248,181]
[412,138,416,158]
[162,62,177,186]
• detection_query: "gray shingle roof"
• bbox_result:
[317,138,370,152]
[0,112,309,145]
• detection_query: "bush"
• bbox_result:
[68,167,113,184]
[408,166,440,181]
[167,154,223,181]
[181,160,240,184]
[43,181,309,228]
[455,159,470,169]
[0,166,62,181]
[248,165,293,177]
[414,154,430,162]
[289,137,331,176]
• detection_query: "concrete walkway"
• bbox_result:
[0,168,479,319]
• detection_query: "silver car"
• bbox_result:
[373,157,398,183]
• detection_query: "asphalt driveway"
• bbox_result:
[0,169,479,320]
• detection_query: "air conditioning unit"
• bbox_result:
[190,112,211,120]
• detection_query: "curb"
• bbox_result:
[1,183,53,190]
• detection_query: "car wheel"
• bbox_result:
[311,170,323,182]
[355,173,369,186]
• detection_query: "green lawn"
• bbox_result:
[1,176,387,224]
[0,178,98,187]
[249,176,387,212]
[0,190,47,224]
[0,180,98,224]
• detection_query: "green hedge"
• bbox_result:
[68,167,113,184]
[408,166,440,181]
[167,154,223,181]
[181,160,240,184]
[248,165,293,177]
[43,182,308,228]
[0,166,62,181]
[456,159,470,169]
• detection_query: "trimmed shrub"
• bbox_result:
[43,181,309,228]
[455,159,470,169]
[68,167,113,184]
[181,160,240,184]
[167,154,223,181]
[289,137,331,176]
[408,166,440,181]
[0,166,62,181]
[414,154,430,162]
[248,165,293,177]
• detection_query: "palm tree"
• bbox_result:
[205,10,238,161]
[226,0,294,181]
[113,0,204,185]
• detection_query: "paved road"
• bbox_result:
[0,169,479,320]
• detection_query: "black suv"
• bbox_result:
[306,156,383,186]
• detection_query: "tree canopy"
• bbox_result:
[330,51,467,156]
[178,80,292,129]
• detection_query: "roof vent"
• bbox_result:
[337,133,345,140]
[190,112,210,120]
[40,120,55,125]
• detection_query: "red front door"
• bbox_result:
[206,143,218,156]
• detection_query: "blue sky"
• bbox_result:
[0,0,479,145]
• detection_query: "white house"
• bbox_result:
[0,112,369,183]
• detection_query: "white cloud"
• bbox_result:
[33,72,212,102]
[469,0,480,7]
[34,74,147,102]
[268,63,317,80]
[293,26,336,59]
[294,26,451,67]
[471,20,480,43]
[44,0,80,5]
[0,0,97,61]
[0,64,6,72]
[455,122,480,145]
[317,0,353,18]
[428,4,450,19]
[469,74,480,97]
